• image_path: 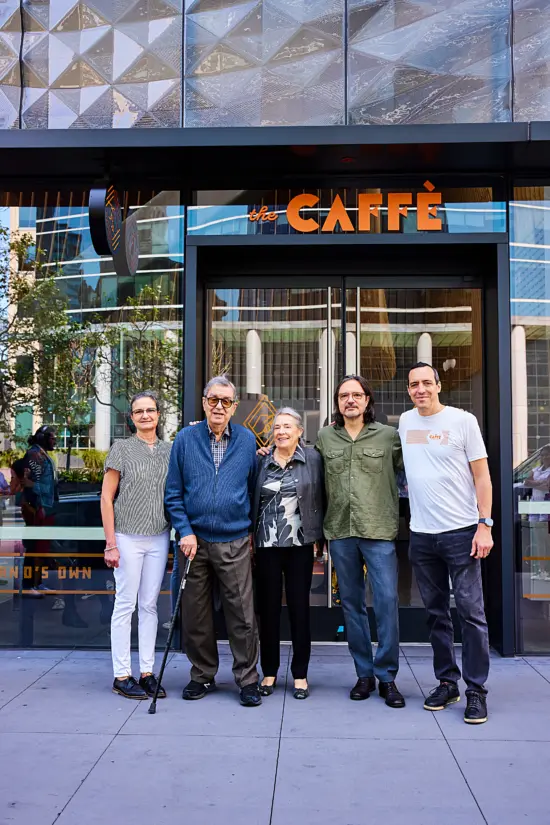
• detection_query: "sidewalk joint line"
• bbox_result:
[406,654,489,825]
[49,696,142,824]
[523,657,550,687]
[268,651,290,825]
[0,651,73,713]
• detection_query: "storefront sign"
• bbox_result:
[249,181,442,232]
[89,185,122,255]
[89,185,140,277]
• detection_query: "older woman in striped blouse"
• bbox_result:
[101,391,172,700]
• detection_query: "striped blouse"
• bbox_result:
[104,436,172,536]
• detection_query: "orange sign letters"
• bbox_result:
[249,182,442,232]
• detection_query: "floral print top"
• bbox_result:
[255,444,306,548]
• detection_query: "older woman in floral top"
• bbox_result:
[252,408,324,700]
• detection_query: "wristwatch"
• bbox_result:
[478,518,494,528]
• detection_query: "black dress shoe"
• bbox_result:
[240,683,262,707]
[379,681,406,708]
[139,674,166,699]
[182,679,216,700]
[259,678,277,696]
[350,676,376,700]
[112,676,148,700]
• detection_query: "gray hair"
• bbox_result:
[129,390,160,414]
[272,407,304,434]
[203,375,237,400]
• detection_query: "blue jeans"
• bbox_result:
[410,526,489,694]
[330,538,399,683]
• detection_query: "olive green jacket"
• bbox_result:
[315,422,404,542]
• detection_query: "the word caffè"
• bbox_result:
[249,182,443,233]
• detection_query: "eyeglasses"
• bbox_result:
[204,396,236,409]
[338,392,366,401]
[131,408,158,418]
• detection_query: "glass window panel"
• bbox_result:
[510,186,550,653]
[0,190,184,649]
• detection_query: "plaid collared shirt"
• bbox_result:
[208,423,231,472]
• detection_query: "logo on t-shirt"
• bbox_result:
[407,429,450,446]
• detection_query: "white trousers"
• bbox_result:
[111,532,169,678]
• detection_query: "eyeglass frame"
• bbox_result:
[203,395,237,410]
[131,407,159,418]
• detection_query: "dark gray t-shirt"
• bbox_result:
[104,436,172,536]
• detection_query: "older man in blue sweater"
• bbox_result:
[165,376,261,707]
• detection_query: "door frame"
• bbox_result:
[184,233,515,653]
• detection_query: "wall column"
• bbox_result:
[346,331,357,375]
[417,332,432,365]
[246,329,262,395]
[95,346,111,451]
[511,324,528,466]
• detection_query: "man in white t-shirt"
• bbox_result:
[399,362,493,725]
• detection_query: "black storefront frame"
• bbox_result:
[184,232,515,655]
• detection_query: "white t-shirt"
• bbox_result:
[398,406,487,534]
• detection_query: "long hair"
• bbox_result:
[28,425,55,449]
[333,375,376,427]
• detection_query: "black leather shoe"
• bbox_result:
[379,681,406,708]
[464,691,488,724]
[424,681,460,711]
[293,686,309,700]
[259,678,277,696]
[112,676,148,700]
[240,683,262,707]
[182,679,216,700]
[350,676,376,700]
[139,674,166,699]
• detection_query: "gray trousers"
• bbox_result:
[181,535,259,688]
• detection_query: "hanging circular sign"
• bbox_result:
[89,185,122,256]
[112,213,139,279]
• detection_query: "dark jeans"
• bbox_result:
[410,526,490,694]
[330,537,399,683]
[255,545,314,680]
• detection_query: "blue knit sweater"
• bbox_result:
[164,419,258,543]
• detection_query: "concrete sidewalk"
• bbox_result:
[1,645,549,825]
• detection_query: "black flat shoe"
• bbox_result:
[379,680,406,708]
[139,674,166,699]
[259,678,277,696]
[112,676,148,700]
[240,683,262,707]
[182,679,216,700]
[293,686,309,700]
[350,676,376,700]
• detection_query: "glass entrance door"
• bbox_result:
[345,286,483,620]
[205,283,483,638]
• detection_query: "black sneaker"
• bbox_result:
[240,683,262,707]
[379,681,406,708]
[350,676,376,701]
[139,674,166,699]
[423,681,461,711]
[112,676,148,700]
[464,691,488,724]
[182,679,216,700]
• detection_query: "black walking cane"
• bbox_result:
[148,554,192,714]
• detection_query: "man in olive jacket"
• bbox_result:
[316,374,405,708]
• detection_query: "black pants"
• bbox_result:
[410,526,490,694]
[255,545,313,680]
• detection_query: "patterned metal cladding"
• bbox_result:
[513,0,550,121]
[184,0,345,126]
[0,0,22,129]
[347,0,512,124]
[1,0,546,128]
[20,0,183,128]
